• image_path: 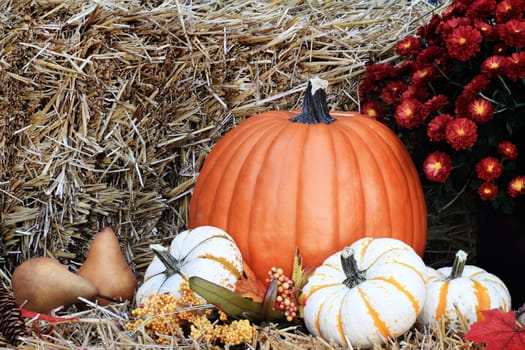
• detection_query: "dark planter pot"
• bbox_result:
[476,201,525,309]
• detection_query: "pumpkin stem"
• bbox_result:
[150,244,181,276]
[289,77,336,124]
[448,249,468,280]
[341,247,367,288]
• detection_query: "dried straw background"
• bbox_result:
[0,0,451,274]
[0,0,482,348]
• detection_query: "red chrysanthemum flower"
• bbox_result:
[498,20,525,48]
[508,176,525,197]
[498,141,518,160]
[481,55,509,77]
[446,25,483,62]
[396,36,422,56]
[416,46,448,67]
[427,114,454,142]
[474,20,496,40]
[468,98,494,124]
[412,65,436,86]
[445,118,478,150]
[506,51,525,81]
[361,101,385,121]
[476,157,503,181]
[380,81,408,105]
[423,152,453,183]
[466,0,497,20]
[461,75,490,100]
[401,85,430,102]
[424,94,449,115]
[395,98,426,129]
[496,0,524,23]
[478,182,499,200]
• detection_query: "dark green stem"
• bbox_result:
[150,244,181,276]
[289,77,336,124]
[341,247,367,288]
[448,249,468,280]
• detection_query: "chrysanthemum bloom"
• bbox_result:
[380,81,408,105]
[445,118,478,150]
[424,95,449,116]
[427,114,454,142]
[466,0,497,19]
[506,51,525,81]
[396,35,422,56]
[508,176,525,197]
[361,101,385,121]
[412,65,435,86]
[481,55,509,78]
[498,141,518,160]
[477,182,499,201]
[496,0,524,23]
[475,157,503,181]
[498,19,525,48]
[468,98,494,124]
[395,98,426,129]
[423,151,453,183]
[446,25,482,61]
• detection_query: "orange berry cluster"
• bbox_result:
[125,281,257,346]
[265,267,298,322]
[190,318,256,345]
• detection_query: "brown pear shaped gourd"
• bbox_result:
[77,227,137,305]
[12,257,99,313]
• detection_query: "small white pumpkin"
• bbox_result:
[418,249,511,329]
[301,237,427,348]
[135,226,243,306]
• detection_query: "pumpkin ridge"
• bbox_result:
[372,276,421,315]
[218,120,284,229]
[190,114,281,230]
[389,260,426,283]
[472,280,491,320]
[242,119,300,271]
[179,233,238,262]
[364,118,426,252]
[357,287,391,338]
[363,246,410,271]
[435,281,450,321]
[295,123,341,261]
[196,253,242,280]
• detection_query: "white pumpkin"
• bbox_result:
[419,250,511,329]
[301,237,427,348]
[135,226,243,306]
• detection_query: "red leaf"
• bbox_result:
[234,260,267,303]
[464,309,525,350]
[19,308,78,323]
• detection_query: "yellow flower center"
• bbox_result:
[433,162,442,171]
[513,180,525,191]
[457,128,465,136]
[459,37,467,45]
[474,104,485,114]
[487,164,494,172]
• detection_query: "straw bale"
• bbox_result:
[0,0,448,273]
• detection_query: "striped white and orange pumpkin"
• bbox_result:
[301,237,427,348]
[135,226,243,306]
[418,250,511,329]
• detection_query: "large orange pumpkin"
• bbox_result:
[189,78,427,281]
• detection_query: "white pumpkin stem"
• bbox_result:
[150,244,181,276]
[289,77,336,125]
[448,249,468,279]
[341,247,366,288]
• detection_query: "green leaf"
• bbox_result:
[188,276,284,323]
